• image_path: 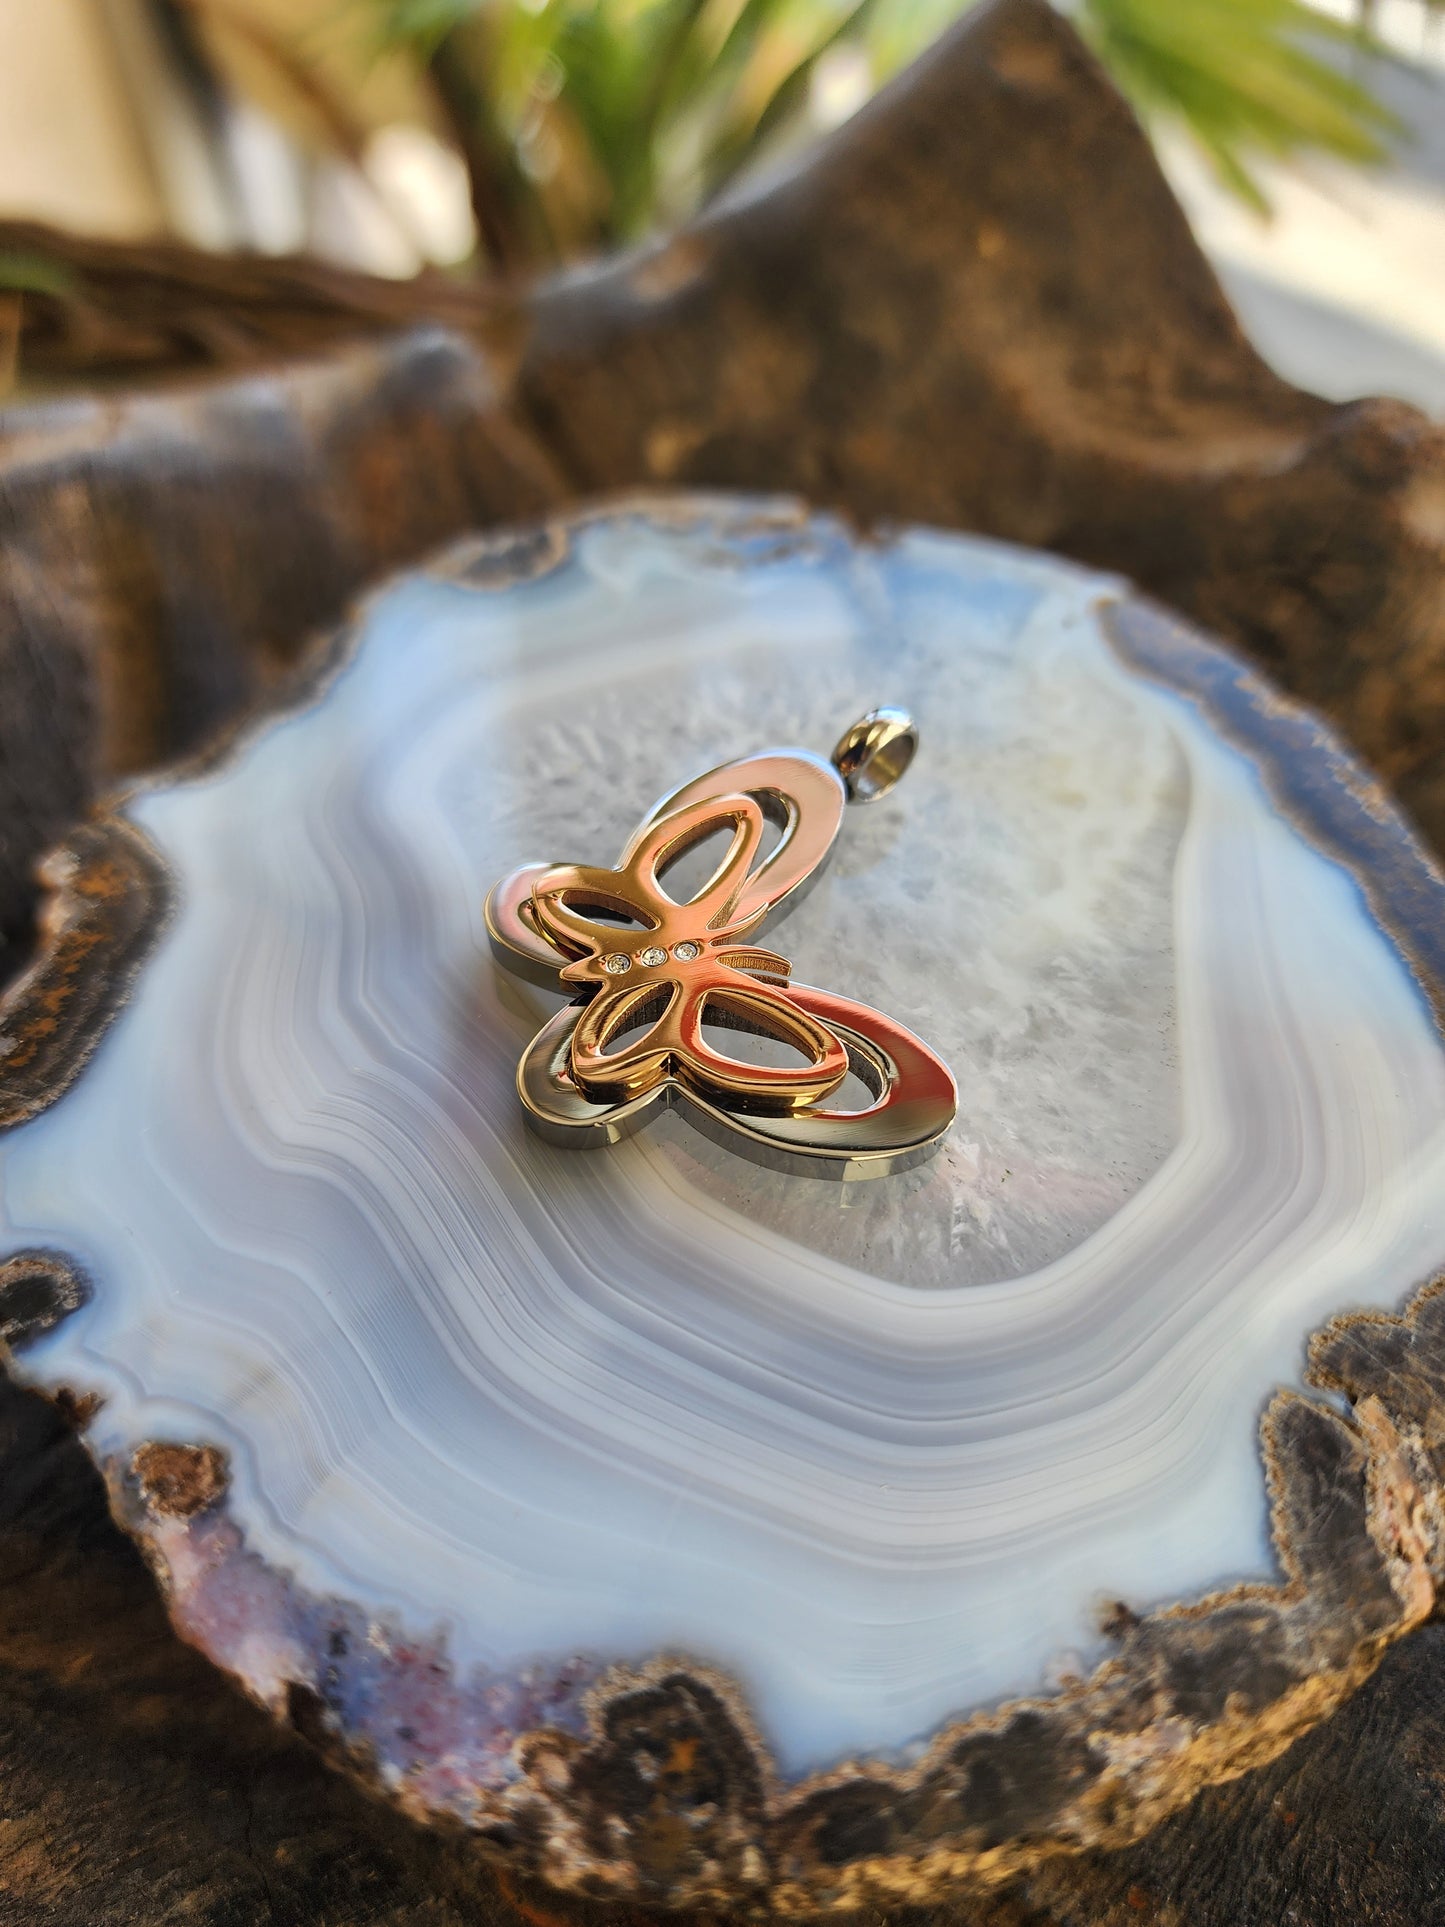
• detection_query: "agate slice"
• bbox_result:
[3,497,1445,1909]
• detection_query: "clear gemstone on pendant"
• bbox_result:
[672,940,701,962]
[639,945,667,968]
[603,953,632,975]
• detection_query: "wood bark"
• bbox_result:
[2,0,1444,1918]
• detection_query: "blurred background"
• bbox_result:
[0,0,1441,409]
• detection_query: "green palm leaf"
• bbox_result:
[365,0,1404,267]
[1081,0,1397,209]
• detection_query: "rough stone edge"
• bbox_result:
[0,494,818,1136]
[0,1249,89,1350]
[67,1331,1440,1914]
[0,494,1443,1910]
[0,816,171,1130]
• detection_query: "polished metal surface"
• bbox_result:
[830,707,918,804]
[486,726,957,1176]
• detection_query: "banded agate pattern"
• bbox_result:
[3,502,1444,1785]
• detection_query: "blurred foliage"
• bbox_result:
[1079,0,1398,213]
[0,251,80,297]
[359,0,1403,267]
[368,0,888,266]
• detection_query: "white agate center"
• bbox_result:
[4,510,1445,1776]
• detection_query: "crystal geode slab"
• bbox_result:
[3,497,1445,1908]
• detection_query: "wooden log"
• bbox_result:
[0,331,562,972]
[2,0,1444,1919]
[0,217,508,378]
[2,3,1442,977]
[511,0,1445,859]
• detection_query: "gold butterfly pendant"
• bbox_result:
[485,714,957,1179]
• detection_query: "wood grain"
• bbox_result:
[2,0,1444,1918]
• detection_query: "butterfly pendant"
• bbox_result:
[485,729,957,1179]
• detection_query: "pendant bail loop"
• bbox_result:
[831,708,919,804]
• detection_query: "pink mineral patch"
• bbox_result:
[124,1476,598,1805]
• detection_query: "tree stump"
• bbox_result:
[2,1,1444,1921]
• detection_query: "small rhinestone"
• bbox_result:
[639,945,667,968]
[672,940,701,962]
[602,953,632,975]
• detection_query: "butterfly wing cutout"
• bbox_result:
[484,750,957,1177]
